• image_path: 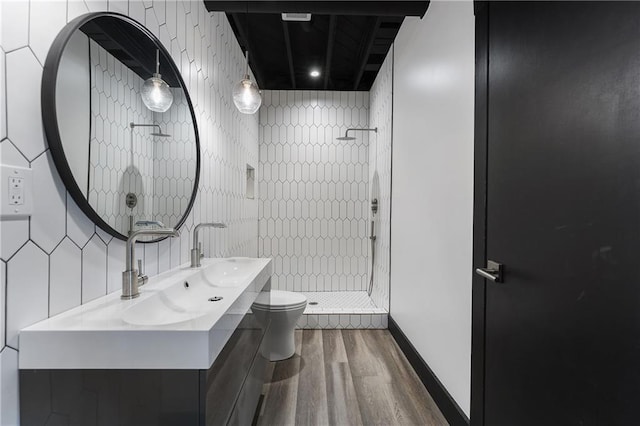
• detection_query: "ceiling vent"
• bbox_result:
[281,13,312,22]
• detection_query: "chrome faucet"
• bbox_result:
[191,223,227,267]
[122,228,180,299]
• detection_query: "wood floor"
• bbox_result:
[256,329,448,426]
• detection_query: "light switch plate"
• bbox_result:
[1,164,33,219]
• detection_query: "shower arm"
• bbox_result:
[129,122,171,137]
[130,122,162,132]
[343,127,378,139]
[344,127,378,136]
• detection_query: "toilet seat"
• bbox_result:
[252,290,307,311]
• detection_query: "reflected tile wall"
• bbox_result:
[89,38,156,230]
[153,89,198,229]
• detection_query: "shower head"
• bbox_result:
[336,128,378,141]
[130,122,172,137]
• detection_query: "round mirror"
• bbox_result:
[42,12,200,241]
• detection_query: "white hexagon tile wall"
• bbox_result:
[0,1,259,423]
[368,47,393,313]
[258,90,371,294]
[257,84,392,330]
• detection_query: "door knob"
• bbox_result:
[475,260,504,283]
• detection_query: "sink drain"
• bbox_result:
[309,301,318,305]
[208,296,223,302]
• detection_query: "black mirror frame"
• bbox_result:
[42,12,200,242]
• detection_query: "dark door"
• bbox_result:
[474,2,640,425]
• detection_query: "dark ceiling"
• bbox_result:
[204,1,430,91]
[81,16,181,87]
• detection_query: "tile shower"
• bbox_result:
[258,52,392,328]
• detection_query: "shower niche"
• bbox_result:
[246,164,255,199]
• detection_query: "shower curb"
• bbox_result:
[296,313,388,329]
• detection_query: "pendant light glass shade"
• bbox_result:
[233,75,261,114]
[233,51,261,114]
[141,50,173,113]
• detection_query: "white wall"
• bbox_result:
[0,2,259,424]
[390,1,475,417]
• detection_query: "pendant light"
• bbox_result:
[141,49,173,113]
[233,50,262,114]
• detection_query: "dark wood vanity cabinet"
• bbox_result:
[203,317,268,426]
[19,312,269,426]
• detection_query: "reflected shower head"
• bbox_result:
[336,128,378,141]
[130,122,172,137]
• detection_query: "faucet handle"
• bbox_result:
[199,243,204,258]
[137,259,143,276]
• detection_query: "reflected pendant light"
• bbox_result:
[141,49,173,113]
[232,51,262,114]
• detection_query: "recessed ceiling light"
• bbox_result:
[310,70,320,78]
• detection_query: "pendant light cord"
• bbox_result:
[155,49,160,75]
[245,1,250,78]
[231,1,261,115]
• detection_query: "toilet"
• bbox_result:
[251,290,307,361]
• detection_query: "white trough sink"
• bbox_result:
[123,258,264,326]
[19,257,272,370]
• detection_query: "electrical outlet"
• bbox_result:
[9,177,24,205]
[1,165,33,219]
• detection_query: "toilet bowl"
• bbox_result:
[251,290,307,361]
